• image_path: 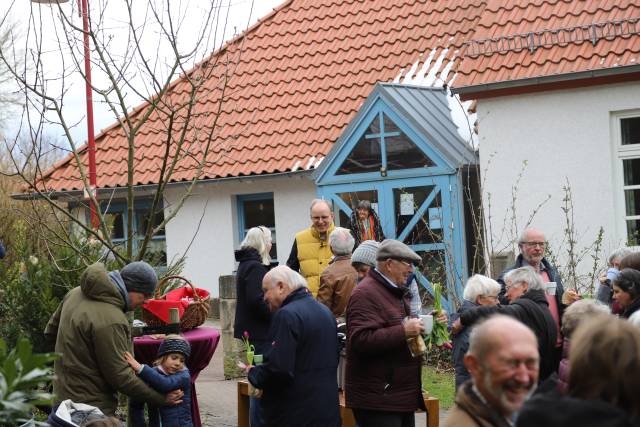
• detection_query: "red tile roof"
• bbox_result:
[453,0,640,96]
[40,0,485,193]
[40,0,640,193]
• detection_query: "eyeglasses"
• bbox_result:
[504,282,521,291]
[522,241,546,248]
[390,259,413,268]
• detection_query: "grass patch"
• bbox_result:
[422,365,455,410]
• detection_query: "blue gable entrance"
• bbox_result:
[314,83,477,312]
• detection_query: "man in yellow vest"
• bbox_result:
[286,199,336,296]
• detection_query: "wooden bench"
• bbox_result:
[237,380,439,427]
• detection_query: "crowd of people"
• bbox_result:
[42,197,640,426]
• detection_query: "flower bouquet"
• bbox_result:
[426,283,452,351]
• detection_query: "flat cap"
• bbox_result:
[376,239,422,264]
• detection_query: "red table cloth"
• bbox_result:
[133,327,220,427]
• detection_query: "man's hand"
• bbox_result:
[123,351,141,372]
[451,319,463,335]
[237,360,253,375]
[403,317,424,337]
[164,389,184,406]
[599,271,607,284]
[433,310,448,325]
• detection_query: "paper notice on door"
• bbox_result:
[371,202,379,214]
[429,207,442,229]
[400,193,414,215]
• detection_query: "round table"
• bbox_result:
[133,326,220,427]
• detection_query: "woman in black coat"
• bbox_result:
[233,226,273,427]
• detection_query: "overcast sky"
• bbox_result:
[1,0,282,146]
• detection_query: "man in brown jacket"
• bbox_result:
[443,315,539,427]
[345,239,425,427]
[317,227,357,321]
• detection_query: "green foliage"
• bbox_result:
[0,221,119,353]
[0,337,57,426]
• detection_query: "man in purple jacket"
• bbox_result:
[345,239,425,427]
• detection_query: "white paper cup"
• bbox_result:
[420,314,434,335]
[544,282,557,296]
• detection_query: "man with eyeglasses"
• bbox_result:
[444,315,539,427]
[345,239,427,427]
[497,228,570,373]
[286,199,336,297]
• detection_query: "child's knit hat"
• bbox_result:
[157,335,191,359]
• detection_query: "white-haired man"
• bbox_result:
[245,265,340,427]
[444,315,539,427]
[287,199,336,297]
[450,274,501,390]
[317,227,358,320]
[453,266,557,382]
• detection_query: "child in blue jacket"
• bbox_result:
[125,335,193,427]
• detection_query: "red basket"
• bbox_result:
[142,275,210,330]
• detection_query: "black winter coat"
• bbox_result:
[497,255,565,317]
[460,290,558,381]
[234,248,271,349]
[248,287,340,427]
[517,389,640,427]
[450,299,477,390]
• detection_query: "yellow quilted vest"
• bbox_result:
[296,224,335,296]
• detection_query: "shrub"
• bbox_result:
[0,337,57,426]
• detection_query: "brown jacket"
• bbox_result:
[443,382,512,427]
[317,255,357,318]
[345,268,423,412]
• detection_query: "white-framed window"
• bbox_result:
[614,111,640,245]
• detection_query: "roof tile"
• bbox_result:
[454,0,640,92]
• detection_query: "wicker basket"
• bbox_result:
[142,275,210,330]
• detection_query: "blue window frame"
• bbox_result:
[237,193,277,259]
[99,200,167,266]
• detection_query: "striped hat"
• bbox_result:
[157,335,191,359]
[351,240,379,267]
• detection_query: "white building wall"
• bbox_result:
[477,81,640,281]
[163,174,316,297]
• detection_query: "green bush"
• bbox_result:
[0,221,119,352]
[0,336,57,426]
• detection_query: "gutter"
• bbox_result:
[11,169,314,201]
[451,64,640,97]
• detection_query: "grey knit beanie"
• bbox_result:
[120,261,158,296]
[351,240,379,267]
[157,335,191,359]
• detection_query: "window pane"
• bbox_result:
[105,212,124,240]
[625,189,640,216]
[384,115,435,170]
[241,196,277,259]
[623,159,640,186]
[138,238,167,266]
[414,249,448,305]
[621,117,640,145]
[336,121,382,175]
[393,186,443,244]
[243,198,275,229]
[627,220,640,246]
[137,209,165,237]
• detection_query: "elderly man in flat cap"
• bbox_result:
[345,239,432,427]
[45,261,183,416]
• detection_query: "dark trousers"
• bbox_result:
[353,408,415,427]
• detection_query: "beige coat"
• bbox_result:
[443,382,512,427]
[317,255,357,318]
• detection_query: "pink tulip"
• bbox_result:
[243,331,250,339]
